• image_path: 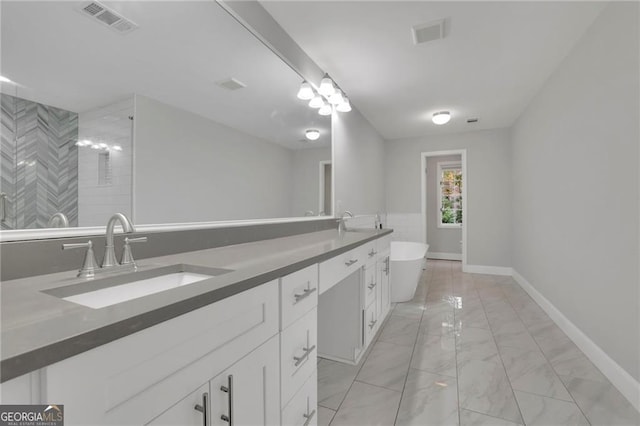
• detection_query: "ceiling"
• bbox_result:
[0,1,330,149]
[261,1,606,140]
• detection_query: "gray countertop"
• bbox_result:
[1,228,392,382]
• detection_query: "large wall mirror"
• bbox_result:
[0,1,332,238]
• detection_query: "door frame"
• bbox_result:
[318,160,332,216]
[420,150,468,269]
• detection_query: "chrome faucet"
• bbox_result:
[102,213,135,268]
[337,210,354,236]
[47,212,69,228]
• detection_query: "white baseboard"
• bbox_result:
[427,252,462,261]
[512,269,640,413]
[463,264,513,276]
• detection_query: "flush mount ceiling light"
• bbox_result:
[336,96,352,112]
[296,81,314,100]
[305,129,320,141]
[318,102,332,116]
[432,111,451,125]
[309,94,324,109]
[318,74,336,96]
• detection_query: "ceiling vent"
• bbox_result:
[412,19,445,45]
[78,1,138,35]
[467,118,479,123]
[216,78,247,91]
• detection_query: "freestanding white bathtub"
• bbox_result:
[390,241,429,303]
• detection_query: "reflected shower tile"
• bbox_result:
[396,370,458,426]
[456,327,498,362]
[378,315,420,347]
[514,390,589,426]
[356,341,412,391]
[459,409,523,426]
[499,345,572,401]
[457,354,523,424]
[317,406,335,426]
[491,321,539,350]
[393,302,425,320]
[411,333,457,377]
[330,381,401,426]
[317,359,360,410]
[421,310,459,336]
[560,375,640,426]
[424,300,455,315]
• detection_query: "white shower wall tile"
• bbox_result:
[387,213,423,242]
[78,97,133,226]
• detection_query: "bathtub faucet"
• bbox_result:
[337,211,354,236]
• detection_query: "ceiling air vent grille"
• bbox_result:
[216,78,247,91]
[78,1,139,35]
[412,19,445,45]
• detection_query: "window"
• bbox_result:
[437,161,462,227]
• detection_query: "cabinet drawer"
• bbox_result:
[319,248,362,294]
[281,307,317,407]
[364,302,378,347]
[281,264,318,330]
[145,383,208,425]
[364,265,377,308]
[282,370,318,426]
[361,240,379,267]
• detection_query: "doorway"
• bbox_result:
[421,150,468,268]
[319,161,332,216]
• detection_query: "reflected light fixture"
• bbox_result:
[309,94,324,108]
[305,129,320,141]
[112,145,123,151]
[336,96,352,112]
[318,102,332,116]
[318,74,336,96]
[296,81,314,100]
[432,111,451,125]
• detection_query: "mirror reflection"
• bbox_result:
[0,1,332,231]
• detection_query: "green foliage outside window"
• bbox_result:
[440,168,463,225]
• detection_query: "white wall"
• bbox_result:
[333,108,386,216]
[385,128,511,268]
[78,97,133,227]
[426,155,462,256]
[134,94,294,224]
[291,147,331,217]
[511,2,639,382]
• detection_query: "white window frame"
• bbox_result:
[437,161,462,229]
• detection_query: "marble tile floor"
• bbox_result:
[317,259,640,426]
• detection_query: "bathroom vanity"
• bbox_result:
[0,228,391,426]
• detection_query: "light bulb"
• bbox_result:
[318,103,332,116]
[318,74,335,96]
[336,97,352,112]
[0,75,13,84]
[296,81,314,100]
[328,90,344,105]
[305,129,320,141]
[432,111,451,125]
[112,145,123,151]
[309,95,324,108]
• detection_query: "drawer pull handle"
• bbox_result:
[345,259,358,266]
[368,250,377,257]
[194,392,210,426]
[220,375,233,424]
[368,282,377,290]
[303,409,317,426]
[369,319,377,329]
[293,344,316,367]
[294,287,317,304]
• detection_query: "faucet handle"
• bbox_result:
[120,236,147,269]
[62,240,99,279]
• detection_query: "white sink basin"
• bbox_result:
[44,264,232,309]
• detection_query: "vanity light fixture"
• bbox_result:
[432,111,451,125]
[336,96,352,112]
[296,81,315,100]
[305,129,320,141]
[318,74,336,96]
[309,94,324,109]
[75,139,92,147]
[318,102,332,116]
[328,90,344,105]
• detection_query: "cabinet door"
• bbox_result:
[146,383,208,426]
[210,335,280,426]
[379,255,391,319]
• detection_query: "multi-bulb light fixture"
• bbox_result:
[296,73,351,115]
[75,139,123,151]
